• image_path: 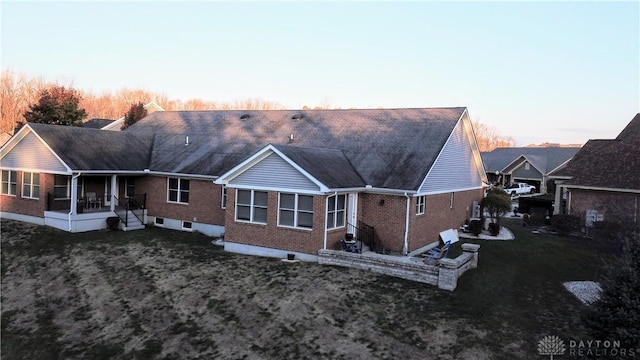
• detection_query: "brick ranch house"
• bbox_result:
[549,113,640,229]
[1,107,488,261]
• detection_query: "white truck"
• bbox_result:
[502,182,536,197]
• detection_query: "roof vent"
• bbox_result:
[291,114,304,120]
[240,114,251,120]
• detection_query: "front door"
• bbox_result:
[347,193,358,236]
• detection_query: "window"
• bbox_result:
[326,194,346,229]
[1,170,17,196]
[221,186,227,209]
[279,193,314,229]
[236,189,268,224]
[54,175,70,199]
[182,221,193,231]
[450,192,455,209]
[416,195,425,215]
[168,178,189,204]
[154,217,164,226]
[22,172,40,199]
[125,177,135,198]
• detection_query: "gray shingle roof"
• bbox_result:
[560,114,640,190]
[83,118,116,129]
[28,123,153,171]
[124,108,466,190]
[481,147,581,175]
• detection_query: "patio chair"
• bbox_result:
[341,238,361,253]
[86,192,101,209]
[427,240,451,261]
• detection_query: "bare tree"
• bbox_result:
[473,121,515,151]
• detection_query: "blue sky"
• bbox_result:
[2,1,638,145]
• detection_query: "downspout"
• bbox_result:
[403,192,410,255]
[68,172,82,231]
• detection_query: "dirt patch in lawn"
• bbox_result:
[1,219,594,359]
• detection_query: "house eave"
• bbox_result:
[565,185,640,194]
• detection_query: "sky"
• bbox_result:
[1,1,639,146]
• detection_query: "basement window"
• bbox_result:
[154,217,165,226]
[182,221,193,231]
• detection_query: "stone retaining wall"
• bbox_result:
[318,243,480,291]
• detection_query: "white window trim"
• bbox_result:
[21,172,40,199]
[221,186,227,209]
[326,194,346,230]
[278,193,314,230]
[167,177,189,204]
[154,217,165,226]
[1,170,17,196]
[235,189,268,224]
[416,195,425,215]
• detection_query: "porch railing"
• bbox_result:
[113,193,146,227]
[349,221,389,254]
[46,193,110,213]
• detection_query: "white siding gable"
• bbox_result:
[0,131,68,173]
[419,117,484,194]
[229,152,321,192]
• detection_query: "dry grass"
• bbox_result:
[1,218,608,359]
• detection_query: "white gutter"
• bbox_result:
[68,172,82,231]
[403,192,410,255]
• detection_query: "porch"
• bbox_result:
[45,192,147,232]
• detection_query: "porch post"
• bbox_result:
[553,182,563,215]
[110,175,118,211]
[70,174,79,214]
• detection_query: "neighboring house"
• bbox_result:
[84,102,164,131]
[549,113,640,228]
[481,146,581,193]
[83,118,117,129]
[1,107,488,261]
[0,132,12,147]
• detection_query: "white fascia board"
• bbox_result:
[328,186,418,196]
[73,170,151,175]
[500,155,526,174]
[0,124,73,174]
[224,184,325,195]
[564,185,640,194]
[215,144,330,192]
[145,171,218,180]
[416,185,484,197]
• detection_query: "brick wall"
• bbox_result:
[0,171,51,217]
[358,193,408,253]
[570,188,640,227]
[409,189,482,251]
[138,176,226,225]
[224,189,326,255]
